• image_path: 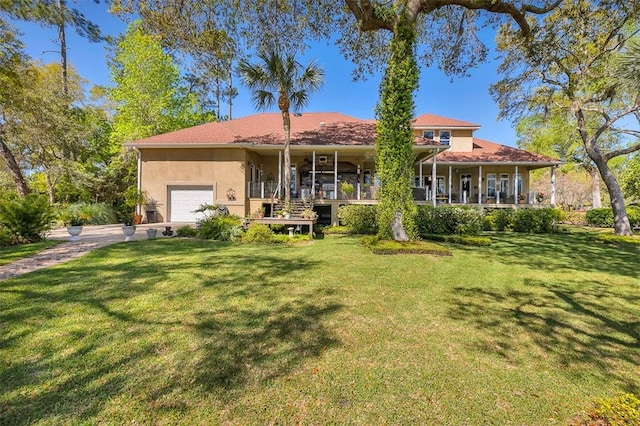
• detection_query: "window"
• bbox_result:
[486,173,496,197]
[500,173,509,196]
[439,130,451,145]
[422,130,435,139]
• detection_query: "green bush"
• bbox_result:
[483,208,515,231]
[176,225,197,237]
[0,194,55,243]
[242,223,275,243]
[512,208,565,233]
[59,202,117,226]
[0,225,13,246]
[586,208,614,227]
[416,205,484,236]
[197,214,243,241]
[562,210,588,226]
[337,205,378,235]
[422,234,492,247]
[585,206,640,229]
[592,393,640,426]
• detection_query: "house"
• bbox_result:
[125,112,562,224]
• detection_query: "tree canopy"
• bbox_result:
[491,0,640,235]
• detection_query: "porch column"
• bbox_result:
[514,165,519,204]
[448,165,452,204]
[312,151,316,199]
[357,164,361,200]
[431,151,437,207]
[278,151,282,197]
[136,149,142,216]
[550,166,557,207]
[478,165,483,205]
[419,161,423,188]
[334,150,338,200]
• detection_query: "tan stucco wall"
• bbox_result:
[139,148,248,220]
[411,128,474,152]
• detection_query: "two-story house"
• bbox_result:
[126,112,562,224]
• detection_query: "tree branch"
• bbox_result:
[344,0,395,32]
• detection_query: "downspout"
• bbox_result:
[136,148,142,216]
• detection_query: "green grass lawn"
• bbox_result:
[0,231,638,425]
[0,240,61,266]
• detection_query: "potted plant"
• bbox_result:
[301,207,317,219]
[282,200,292,219]
[121,214,137,242]
[60,210,88,242]
[254,206,265,219]
[124,186,147,224]
[144,197,160,223]
[275,210,284,219]
[340,181,355,199]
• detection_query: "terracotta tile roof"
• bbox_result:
[127,112,444,148]
[430,138,562,164]
[413,113,480,128]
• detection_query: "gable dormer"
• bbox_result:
[412,113,480,153]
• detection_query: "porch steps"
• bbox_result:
[271,200,308,217]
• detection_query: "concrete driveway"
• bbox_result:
[0,223,191,281]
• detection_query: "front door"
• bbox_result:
[460,174,472,203]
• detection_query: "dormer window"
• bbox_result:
[439,130,451,145]
[422,130,435,140]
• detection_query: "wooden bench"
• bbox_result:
[251,217,317,237]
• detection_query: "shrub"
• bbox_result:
[0,194,55,243]
[321,225,350,235]
[585,206,640,229]
[483,208,515,231]
[337,205,378,235]
[242,223,275,243]
[415,205,484,236]
[422,234,492,247]
[511,208,565,233]
[586,208,614,227]
[197,214,243,241]
[176,225,197,237]
[562,210,588,226]
[589,393,640,426]
[0,225,13,246]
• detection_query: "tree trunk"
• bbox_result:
[375,13,419,240]
[585,142,632,235]
[590,168,602,208]
[281,109,291,204]
[58,0,68,98]
[0,133,29,196]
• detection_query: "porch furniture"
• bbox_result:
[251,217,317,238]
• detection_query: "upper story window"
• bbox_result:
[439,130,451,145]
[422,130,435,140]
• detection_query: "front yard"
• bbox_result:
[0,231,638,424]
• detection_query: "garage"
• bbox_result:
[169,186,214,222]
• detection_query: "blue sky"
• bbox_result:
[11,1,518,145]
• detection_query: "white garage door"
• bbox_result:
[169,187,214,222]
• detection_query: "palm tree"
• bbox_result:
[618,40,640,91]
[238,49,323,204]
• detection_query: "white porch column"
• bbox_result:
[478,165,483,205]
[419,161,423,188]
[136,149,142,216]
[448,165,452,204]
[334,150,338,200]
[514,165,519,204]
[551,166,557,207]
[260,182,265,199]
[312,151,316,199]
[357,164,361,200]
[431,151,437,207]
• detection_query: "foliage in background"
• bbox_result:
[337,205,378,235]
[492,1,640,235]
[0,193,54,243]
[176,225,197,237]
[108,20,213,146]
[197,214,243,241]
[59,202,117,226]
[621,154,640,202]
[415,205,484,236]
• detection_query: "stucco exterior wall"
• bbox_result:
[139,148,248,220]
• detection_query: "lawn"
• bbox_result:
[0,231,638,425]
[0,240,60,266]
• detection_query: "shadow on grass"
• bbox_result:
[485,232,639,278]
[0,239,342,424]
[446,278,640,393]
